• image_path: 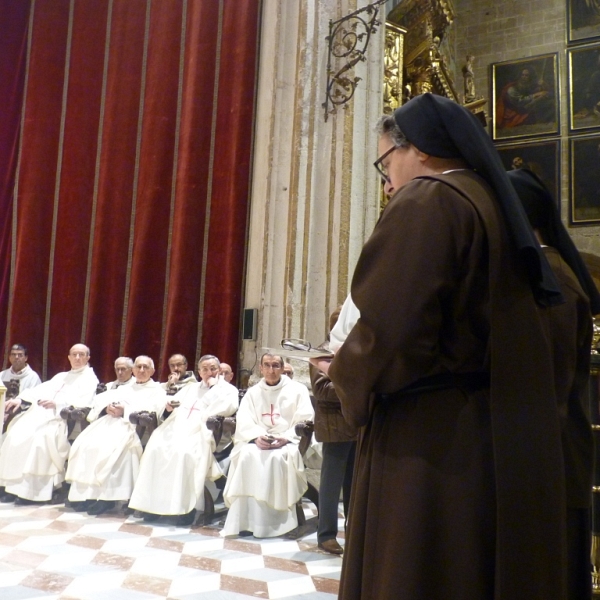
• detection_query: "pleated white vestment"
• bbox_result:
[66,380,167,502]
[0,365,99,501]
[129,377,238,516]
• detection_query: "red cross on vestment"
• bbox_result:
[261,404,281,426]
[186,399,202,419]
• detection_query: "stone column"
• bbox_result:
[241,0,385,380]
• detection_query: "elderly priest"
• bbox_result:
[65,355,167,515]
[0,344,98,503]
[221,353,314,538]
[129,354,238,526]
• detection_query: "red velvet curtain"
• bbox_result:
[2,0,260,382]
[0,1,31,359]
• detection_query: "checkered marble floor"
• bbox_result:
[0,500,342,599]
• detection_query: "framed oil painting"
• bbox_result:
[492,53,559,141]
[568,43,600,132]
[495,139,561,204]
[568,0,600,44]
[570,134,600,224]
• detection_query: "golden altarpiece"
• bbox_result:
[381,0,485,210]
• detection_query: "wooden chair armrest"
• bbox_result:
[138,411,157,429]
[3,405,23,433]
[222,416,237,436]
[71,407,91,422]
[129,411,143,425]
[206,415,224,447]
[295,420,314,457]
[60,406,75,420]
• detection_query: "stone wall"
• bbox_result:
[453,0,600,255]
[241,0,385,381]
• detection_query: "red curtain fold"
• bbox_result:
[9,0,71,377]
[159,0,221,373]
[121,0,183,364]
[0,1,30,357]
[47,0,109,373]
[3,0,261,383]
[201,0,261,367]
[84,0,148,379]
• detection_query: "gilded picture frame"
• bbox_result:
[495,139,561,205]
[570,134,600,224]
[568,0,600,44]
[491,53,559,141]
[568,43,600,132]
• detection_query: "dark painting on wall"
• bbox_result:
[496,139,561,205]
[569,0,600,43]
[568,43,600,132]
[570,134,600,224]
[492,53,559,141]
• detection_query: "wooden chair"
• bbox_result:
[128,410,159,443]
[60,382,106,438]
[199,417,318,527]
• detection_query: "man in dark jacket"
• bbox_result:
[309,307,357,555]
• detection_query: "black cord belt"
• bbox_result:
[377,371,490,402]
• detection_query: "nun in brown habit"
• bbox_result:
[508,168,595,600]
[327,94,600,600]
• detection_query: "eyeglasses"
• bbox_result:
[281,338,312,352]
[373,145,397,183]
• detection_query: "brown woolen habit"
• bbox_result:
[329,170,568,599]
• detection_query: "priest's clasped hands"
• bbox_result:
[255,434,288,450]
[106,402,124,417]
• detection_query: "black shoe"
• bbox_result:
[142,512,161,522]
[87,500,116,515]
[69,500,92,512]
[0,493,16,503]
[14,497,36,506]
[176,509,196,527]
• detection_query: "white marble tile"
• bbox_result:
[168,572,221,596]
[181,538,224,555]
[2,519,54,532]
[17,533,72,550]
[259,541,301,555]
[61,569,128,597]
[268,575,316,598]
[0,569,31,586]
[38,547,97,569]
[100,536,151,555]
[129,550,182,576]
[219,554,265,574]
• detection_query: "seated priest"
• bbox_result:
[129,354,238,526]
[0,344,42,392]
[65,355,167,515]
[0,344,98,504]
[221,353,314,538]
[102,356,135,392]
[162,353,197,395]
[220,362,234,384]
